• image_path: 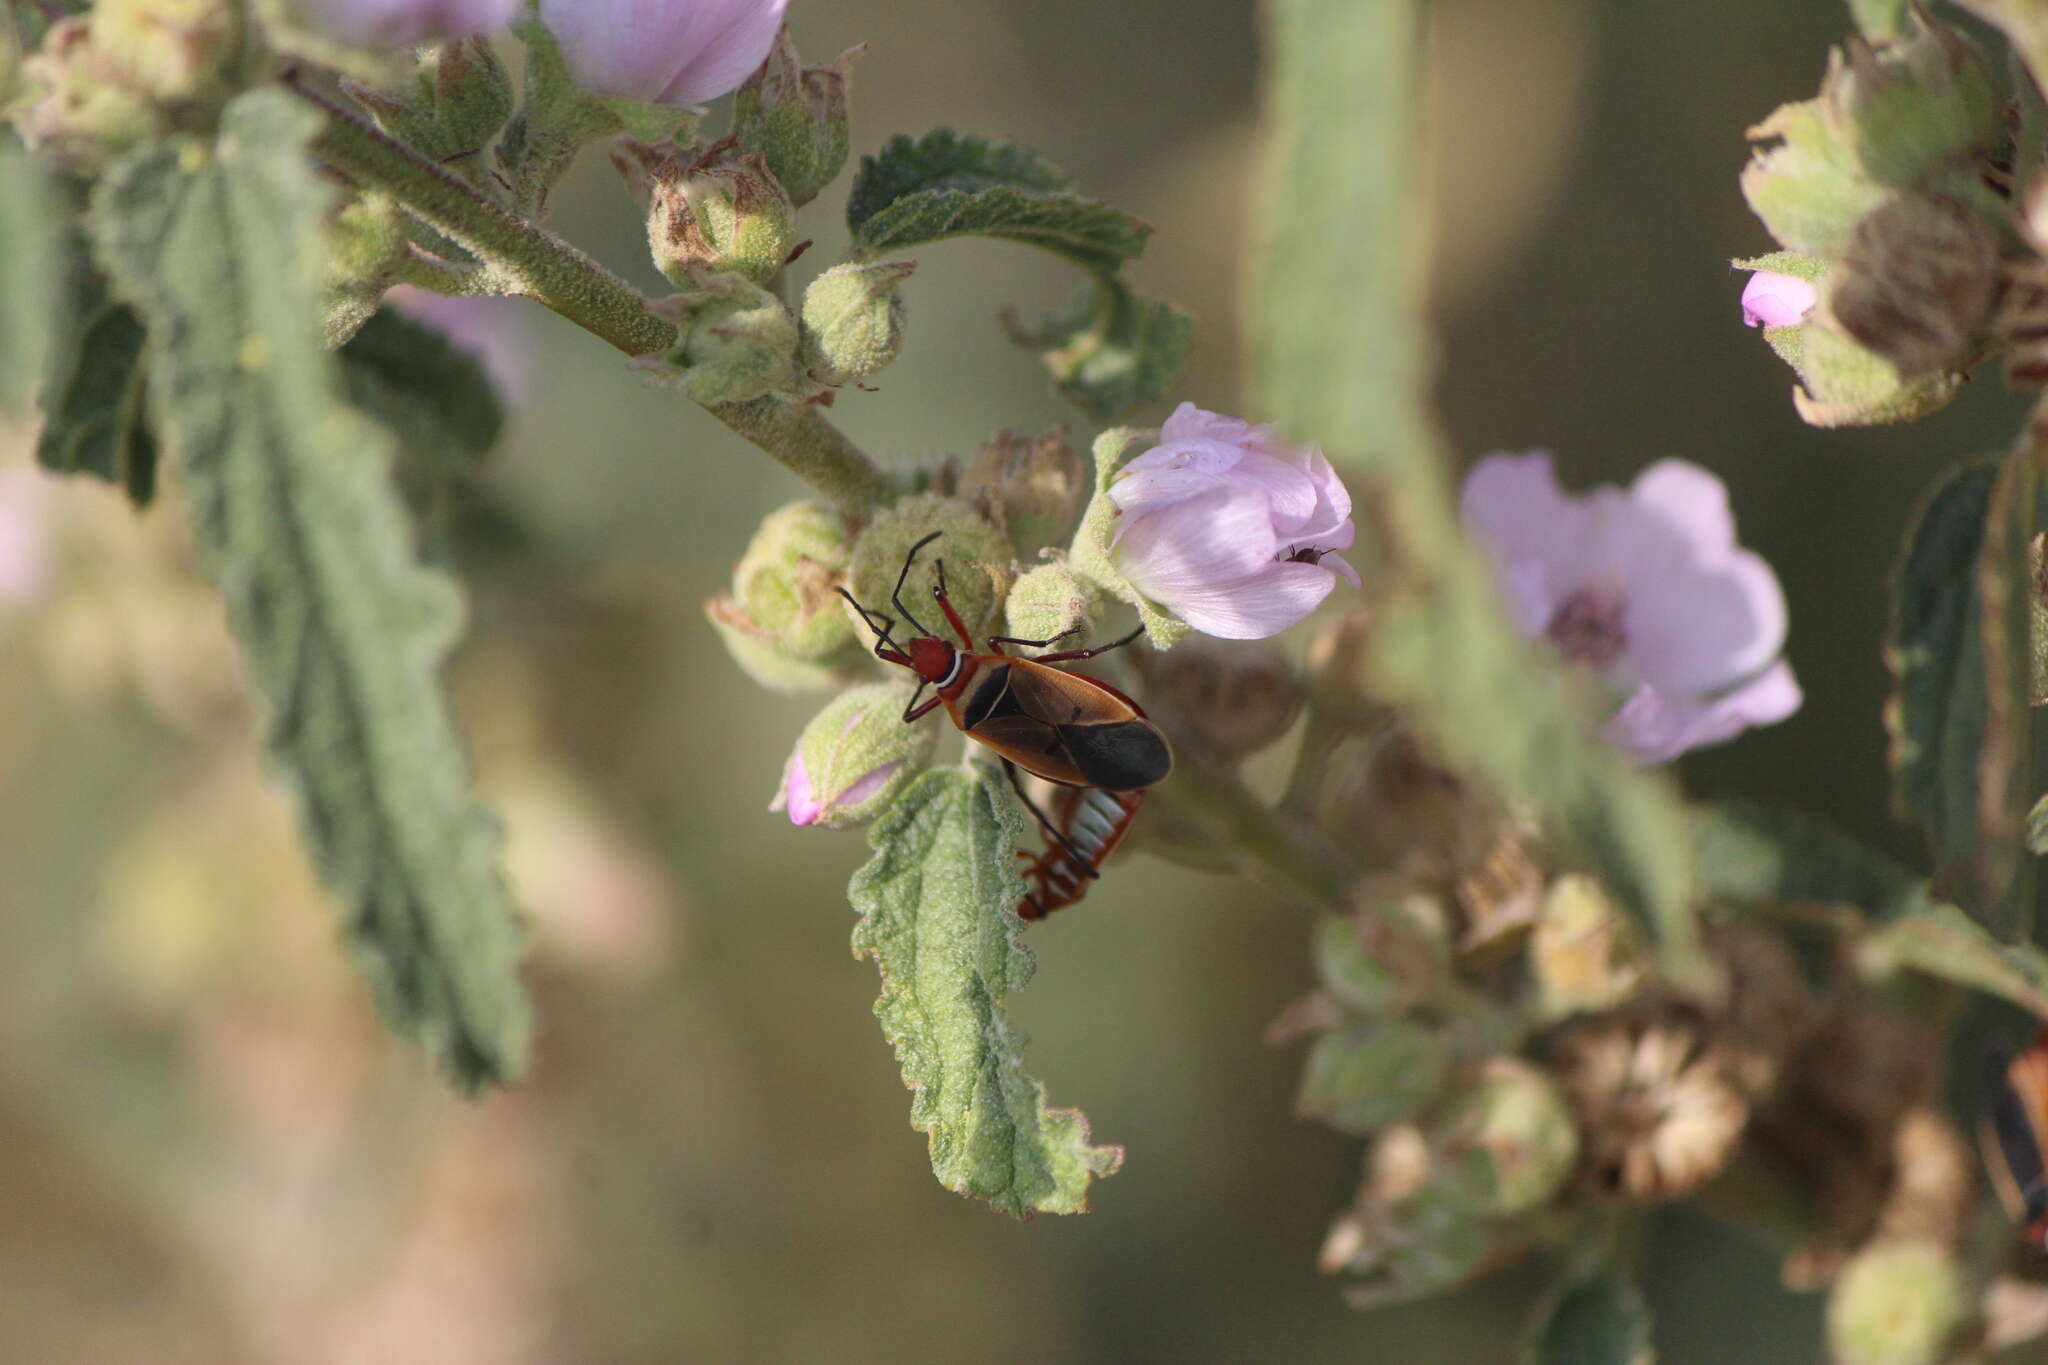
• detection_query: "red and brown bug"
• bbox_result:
[1014,784,1146,919]
[836,531,1173,906]
[1984,1027,2048,1248]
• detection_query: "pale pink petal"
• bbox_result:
[1460,452,1599,579]
[1321,552,1362,589]
[0,470,51,604]
[1112,438,1254,514]
[1282,447,1354,545]
[658,0,789,106]
[1163,560,1338,640]
[828,760,899,815]
[1605,661,1801,764]
[1628,459,1737,558]
[541,0,787,107]
[772,751,822,825]
[1621,545,1788,694]
[299,0,515,46]
[1741,271,1817,329]
[1112,485,1282,593]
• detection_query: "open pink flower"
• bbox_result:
[1108,403,1359,639]
[297,0,516,48]
[1460,452,1800,765]
[1740,271,1818,329]
[538,0,789,107]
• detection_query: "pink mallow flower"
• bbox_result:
[1108,403,1360,640]
[1740,271,1818,329]
[772,750,900,827]
[297,0,517,48]
[538,0,789,108]
[0,468,51,604]
[1460,452,1800,765]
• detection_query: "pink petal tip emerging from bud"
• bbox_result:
[1740,271,1818,329]
[779,752,822,826]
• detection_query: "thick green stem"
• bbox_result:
[1152,743,1357,914]
[283,74,899,515]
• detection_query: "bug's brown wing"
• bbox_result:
[968,712,1092,785]
[1002,662,1171,790]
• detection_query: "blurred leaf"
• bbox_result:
[1525,1265,1654,1365]
[337,307,505,467]
[1848,0,1910,39]
[1768,322,1963,429]
[1859,898,2048,1016]
[0,131,68,409]
[1295,1020,1448,1136]
[2029,792,2048,855]
[1730,250,1829,283]
[35,284,159,505]
[1980,436,2048,936]
[91,91,531,1091]
[847,129,1146,270]
[1251,0,1697,967]
[848,765,1122,1217]
[1886,460,2001,916]
[1006,277,1193,423]
[1695,800,1932,920]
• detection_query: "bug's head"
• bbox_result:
[905,635,957,683]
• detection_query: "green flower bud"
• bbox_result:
[1434,1057,1579,1217]
[91,0,238,102]
[706,500,861,693]
[12,18,166,176]
[1311,898,1448,1017]
[847,494,1014,645]
[731,29,856,208]
[800,259,913,387]
[621,139,796,290]
[1296,1019,1450,1137]
[1825,1240,1973,1365]
[345,39,513,171]
[771,682,937,828]
[1003,561,1102,646]
[643,270,804,406]
[1529,873,1649,1020]
[958,427,1087,553]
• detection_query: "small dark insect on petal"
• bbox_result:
[1285,546,1332,566]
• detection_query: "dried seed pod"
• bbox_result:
[1825,192,1996,379]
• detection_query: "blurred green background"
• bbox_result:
[0,0,2028,1360]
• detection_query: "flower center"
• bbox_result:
[1545,586,1628,670]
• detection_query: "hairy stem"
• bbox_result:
[282,73,898,514]
[1152,742,1357,914]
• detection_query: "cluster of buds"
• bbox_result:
[1735,10,2010,426]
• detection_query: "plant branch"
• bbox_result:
[1152,742,1357,914]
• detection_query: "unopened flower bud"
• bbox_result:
[1311,898,1447,1017]
[800,259,913,387]
[707,500,860,692]
[1296,1019,1451,1137]
[643,271,803,406]
[1435,1057,1579,1217]
[1833,18,2002,186]
[771,682,937,828]
[1825,1240,1972,1365]
[538,0,786,108]
[846,494,1015,645]
[958,427,1086,553]
[1825,192,1996,379]
[91,0,238,101]
[1004,561,1102,645]
[1128,638,1301,760]
[1529,874,1648,1020]
[731,28,856,207]
[1741,270,1818,328]
[12,18,165,176]
[622,139,795,289]
[346,39,512,169]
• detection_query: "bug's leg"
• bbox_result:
[835,588,913,665]
[1015,624,1145,666]
[891,532,941,637]
[1002,761,1101,880]
[986,627,1082,656]
[902,682,944,722]
[929,558,976,649]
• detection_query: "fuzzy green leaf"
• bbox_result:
[91,92,531,1091]
[35,274,159,505]
[848,765,1122,1217]
[1859,897,2048,1015]
[1007,278,1193,421]
[338,307,505,468]
[1252,0,1696,966]
[1695,800,1932,921]
[0,132,68,408]
[1886,460,1999,915]
[1525,1265,1655,1365]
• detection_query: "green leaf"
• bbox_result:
[91,91,531,1091]
[1524,1265,1655,1365]
[1859,897,2048,1015]
[338,307,505,468]
[1978,439,2048,936]
[1251,0,1697,968]
[1069,426,1192,649]
[1695,800,1931,921]
[1006,277,1193,422]
[35,282,160,505]
[0,131,69,408]
[1848,0,1911,39]
[1768,321,1962,429]
[848,765,1122,1217]
[1886,460,2001,915]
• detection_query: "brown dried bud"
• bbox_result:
[616,137,796,289]
[958,427,1087,553]
[1128,639,1301,761]
[1548,1006,1749,1201]
[1825,193,1996,379]
[1529,874,1649,1020]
